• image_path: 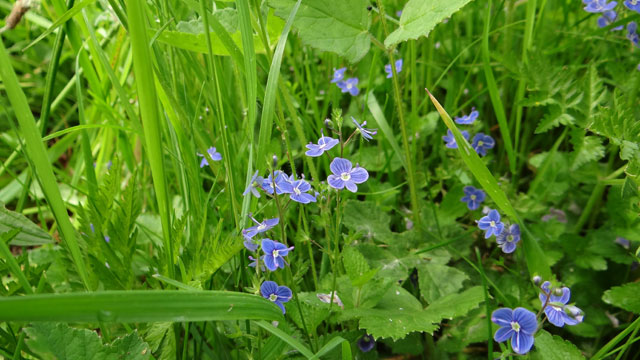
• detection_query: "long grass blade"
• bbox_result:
[0,229,33,294]
[254,320,314,359]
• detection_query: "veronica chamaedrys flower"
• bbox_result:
[628,22,639,47]
[496,224,521,254]
[471,133,495,156]
[261,239,294,271]
[442,129,470,149]
[327,157,369,192]
[461,186,486,210]
[384,59,403,78]
[260,281,292,314]
[331,67,346,83]
[584,0,617,12]
[357,334,375,352]
[491,308,537,355]
[624,0,640,12]
[243,170,264,198]
[305,135,339,157]
[539,281,584,327]
[598,10,624,30]
[243,217,279,238]
[243,234,259,252]
[248,255,265,271]
[280,179,317,204]
[262,171,292,195]
[351,117,377,141]
[455,108,479,125]
[198,147,222,168]
[337,78,359,96]
[478,209,504,238]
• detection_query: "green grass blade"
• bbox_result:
[0,36,91,290]
[0,229,33,294]
[22,0,95,51]
[0,291,282,323]
[426,89,551,279]
[254,320,314,359]
[310,336,347,360]
[366,91,408,171]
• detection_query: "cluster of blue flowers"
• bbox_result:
[243,170,317,204]
[442,108,495,157]
[197,147,222,168]
[491,277,584,354]
[474,208,521,254]
[330,59,404,97]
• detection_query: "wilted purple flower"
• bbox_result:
[496,224,520,254]
[442,129,470,149]
[243,234,259,252]
[262,171,292,195]
[104,235,110,243]
[248,255,266,271]
[628,22,639,47]
[624,0,640,12]
[243,217,279,238]
[260,280,292,314]
[357,334,375,352]
[316,291,344,309]
[106,160,112,170]
[384,59,403,78]
[331,67,346,83]
[281,179,316,203]
[455,108,479,124]
[243,170,265,198]
[615,236,630,249]
[584,0,617,13]
[262,239,294,271]
[327,158,369,192]
[351,117,377,141]
[461,186,486,210]
[337,78,359,96]
[305,135,339,157]
[598,10,624,30]
[90,223,95,233]
[471,133,495,156]
[478,209,504,238]
[491,308,537,355]
[198,147,222,167]
[539,281,584,327]
[541,208,567,223]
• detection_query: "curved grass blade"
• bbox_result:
[254,320,314,359]
[0,291,282,323]
[309,336,347,360]
[0,229,33,294]
[366,91,408,171]
[22,0,94,51]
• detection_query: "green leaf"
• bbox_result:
[603,282,640,314]
[0,206,53,246]
[530,330,585,360]
[342,200,392,240]
[384,0,473,47]
[569,129,605,170]
[535,107,575,134]
[254,320,315,359]
[342,246,371,284]
[418,263,468,303]
[0,290,283,323]
[422,286,484,323]
[267,0,371,63]
[366,92,408,171]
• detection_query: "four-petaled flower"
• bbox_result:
[243,217,279,238]
[260,281,292,314]
[384,59,403,78]
[491,307,538,355]
[337,78,360,96]
[331,67,346,83]
[198,147,222,168]
[305,135,339,157]
[351,117,377,141]
[478,209,504,238]
[472,133,495,156]
[327,157,369,192]
[624,0,640,12]
[262,171,292,195]
[261,239,294,271]
[455,108,479,124]
[496,224,521,254]
[281,179,317,203]
[243,170,264,198]
[584,0,617,13]
[598,10,624,30]
[442,129,470,149]
[461,186,486,210]
[628,22,639,47]
[539,281,584,327]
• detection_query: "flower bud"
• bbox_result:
[564,305,584,323]
[272,155,278,168]
[532,275,542,286]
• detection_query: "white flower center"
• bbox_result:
[470,195,476,200]
[272,249,280,258]
[294,187,302,195]
[346,83,353,89]
[258,223,266,231]
[507,235,515,242]
[490,221,496,227]
[478,141,484,146]
[511,321,521,332]
[269,294,278,302]
[341,172,351,181]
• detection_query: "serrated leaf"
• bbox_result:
[385,0,473,47]
[342,200,392,239]
[603,282,640,313]
[0,206,53,246]
[569,129,605,170]
[418,263,468,303]
[422,286,484,323]
[535,107,575,134]
[342,247,370,283]
[267,0,371,62]
[530,330,585,360]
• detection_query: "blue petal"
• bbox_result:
[513,308,538,334]
[491,308,513,326]
[260,281,278,297]
[264,255,277,271]
[512,332,534,355]
[494,327,513,343]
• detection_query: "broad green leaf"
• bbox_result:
[267,0,371,63]
[385,0,473,47]
[422,286,484,323]
[530,330,585,360]
[342,246,370,282]
[342,200,392,239]
[0,290,283,322]
[0,206,53,246]
[603,282,640,314]
[569,129,605,170]
[418,263,468,303]
[437,184,468,226]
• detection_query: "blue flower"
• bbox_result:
[261,239,294,271]
[104,235,110,243]
[243,217,279,238]
[248,255,265,271]
[478,209,504,238]
[584,0,617,13]
[624,0,640,12]
[471,133,495,156]
[491,307,537,355]
[243,170,265,198]
[337,78,359,96]
[461,186,486,210]
[327,157,369,192]
[305,135,339,157]
[539,281,584,327]
[260,281,292,314]
[198,147,222,168]
[598,10,624,30]
[496,224,520,254]
[384,59,403,78]
[351,117,377,141]
[442,129,470,149]
[243,234,259,252]
[262,171,292,195]
[331,67,346,83]
[280,179,317,203]
[628,22,639,47]
[357,334,375,352]
[455,108,479,124]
